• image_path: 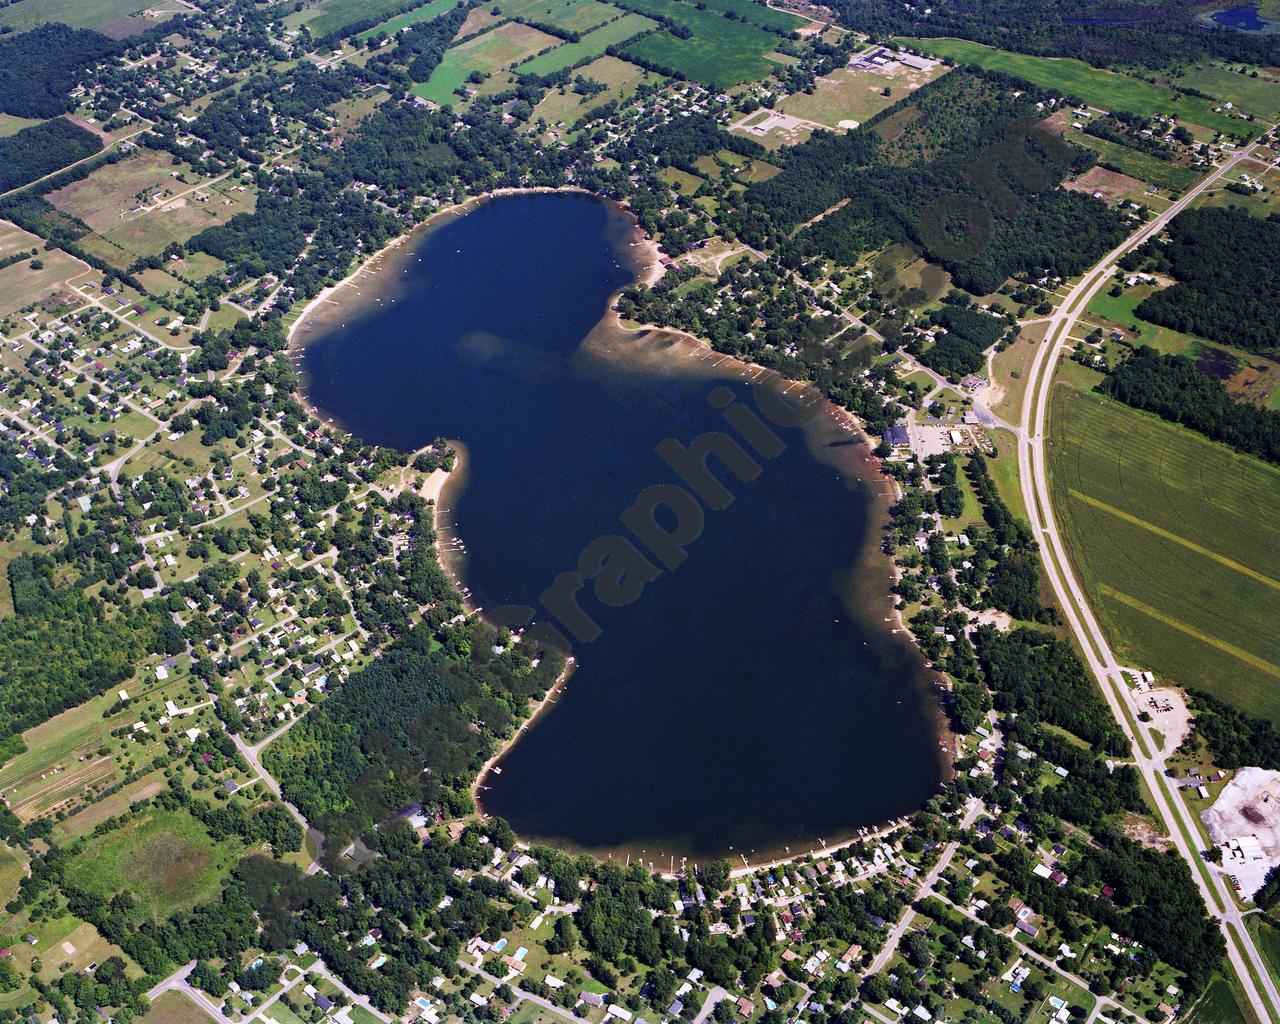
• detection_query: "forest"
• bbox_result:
[974,625,1129,754]
[1183,690,1280,770]
[0,118,103,194]
[0,24,122,119]
[919,304,1011,379]
[1133,207,1280,354]
[1100,346,1280,463]
[265,617,564,856]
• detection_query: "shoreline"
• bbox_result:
[283,187,953,874]
[471,655,577,811]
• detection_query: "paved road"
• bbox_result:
[1015,134,1280,1023]
[865,798,982,976]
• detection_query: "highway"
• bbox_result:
[1015,131,1280,1023]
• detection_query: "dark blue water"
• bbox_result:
[1209,4,1272,29]
[301,192,945,861]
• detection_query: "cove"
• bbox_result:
[299,191,946,862]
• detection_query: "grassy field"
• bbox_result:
[138,991,218,1024]
[288,0,424,36]
[0,114,42,139]
[0,248,85,318]
[355,0,465,39]
[619,0,780,87]
[1176,64,1280,121]
[780,61,947,129]
[0,0,148,30]
[498,0,621,33]
[414,21,563,103]
[905,38,1248,137]
[1048,380,1280,721]
[65,807,241,920]
[533,55,652,127]
[518,13,656,74]
[101,180,257,258]
[1066,129,1203,193]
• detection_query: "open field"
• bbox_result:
[138,990,218,1024]
[619,0,780,87]
[0,0,150,30]
[51,771,168,843]
[0,844,28,906]
[498,0,620,33]
[49,151,213,232]
[989,321,1048,422]
[0,221,41,261]
[1176,64,1280,121]
[355,0,465,39]
[518,13,656,74]
[65,807,241,920]
[532,55,651,127]
[1065,129,1203,193]
[780,61,948,129]
[0,248,86,318]
[1048,381,1280,721]
[904,38,1248,137]
[101,180,257,258]
[1184,975,1251,1024]
[415,21,563,103]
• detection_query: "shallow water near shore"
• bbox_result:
[299,191,946,863]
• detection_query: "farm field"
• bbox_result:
[779,60,948,129]
[904,38,1248,137]
[618,0,780,87]
[1175,64,1280,121]
[0,0,148,30]
[65,807,242,920]
[518,13,657,75]
[414,21,563,103]
[1066,129,1203,193]
[532,56,652,127]
[355,0,465,39]
[681,0,803,32]
[1048,380,1280,722]
[0,221,42,262]
[497,0,620,33]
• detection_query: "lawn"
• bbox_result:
[0,0,148,30]
[1048,382,1280,721]
[355,0,465,39]
[780,62,948,129]
[1065,129,1203,193]
[1175,64,1280,121]
[65,807,242,919]
[138,991,218,1024]
[414,21,564,103]
[518,13,656,74]
[497,0,621,33]
[619,0,780,87]
[904,38,1248,137]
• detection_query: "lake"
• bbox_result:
[1206,4,1278,30]
[299,191,947,863]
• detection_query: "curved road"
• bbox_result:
[1016,134,1280,1022]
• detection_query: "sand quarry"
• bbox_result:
[1202,767,1280,899]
